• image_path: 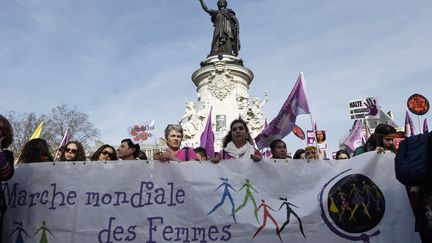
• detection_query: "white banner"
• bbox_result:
[2,153,420,243]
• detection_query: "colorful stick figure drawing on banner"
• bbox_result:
[252,199,282,241]
[34,221,54,243]
[208,178,238,223]
[277,197,306,238]
[9,221,30,243]
[234,179,259,224]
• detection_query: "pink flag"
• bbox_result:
[424,118,429,133]
[261,119,272,158]
[404,111,416,137]
[255,73,310,149]
[59,127,71,149]
[343,120,363,151]
[200,107,215,157]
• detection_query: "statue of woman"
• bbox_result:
[199,0,240,57]
[180,101,200,140]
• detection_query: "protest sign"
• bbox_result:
[349,97,380,120]
[127,120,155,143]
[407,93,429,116]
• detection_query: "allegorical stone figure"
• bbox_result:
[199,0,240,57]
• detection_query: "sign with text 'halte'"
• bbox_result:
[349,97,380,120]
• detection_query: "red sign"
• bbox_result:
[407,94,429,115]
[292,124,305,140]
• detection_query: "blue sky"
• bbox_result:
[1,0,431,155]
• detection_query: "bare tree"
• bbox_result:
[4,104,99,154]
[45,104,100,149]
[5,111,45,154]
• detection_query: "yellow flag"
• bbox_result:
[29,121,44,140]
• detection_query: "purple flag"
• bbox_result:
[313,120,318,131]
[343,120,363,151]
[200,107,215,157]
[404,111,416,137]
[424,118,428,134]
[255,73,310,149]
[261,119,272,158]
[59,127,71,148]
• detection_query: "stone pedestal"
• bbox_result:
[180,55,266,151]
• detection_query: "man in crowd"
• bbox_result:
[117,139,140,160]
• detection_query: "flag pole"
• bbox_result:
[418,115,422,133]
[301,72,320,157]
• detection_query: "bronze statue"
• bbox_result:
[199,0,240,57]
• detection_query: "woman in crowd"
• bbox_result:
[354,123,396,156]
[0,115,14,179]
[154,124,198,162]
[293,149,305,159]
[316,130,326,144]
[90,144,117,161]
[212,119,261,162]
[335,149,350,160]
[59,141,86,161]
[19,138,54,163]
[0,115,15,243]
[270,139,288,159]
[304,146,320,160]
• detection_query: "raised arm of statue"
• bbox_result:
[199,0,212,14]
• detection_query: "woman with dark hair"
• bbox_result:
[293,149,305,159]
[270,139,288,159]
[90,144,117,161]
[19,138,54,163]
[335,150,350,160]
[0,114,15,243]
[316,130,326,144]
[0,114,14,178]
[59,141,86,161]
[212,119,261,162]
[354,123,397,156]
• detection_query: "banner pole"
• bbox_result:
[302,72,319,158]
[418,115,422,134]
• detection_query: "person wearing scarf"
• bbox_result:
[212,119,261,162]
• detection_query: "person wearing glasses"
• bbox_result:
[353,124,397,156]
[117,139,141,160]
[90,144,118,161]
[59,141,86,161]
[154,124,199,162]
[212,119,262,162]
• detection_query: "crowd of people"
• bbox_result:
[1,115,401,165]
